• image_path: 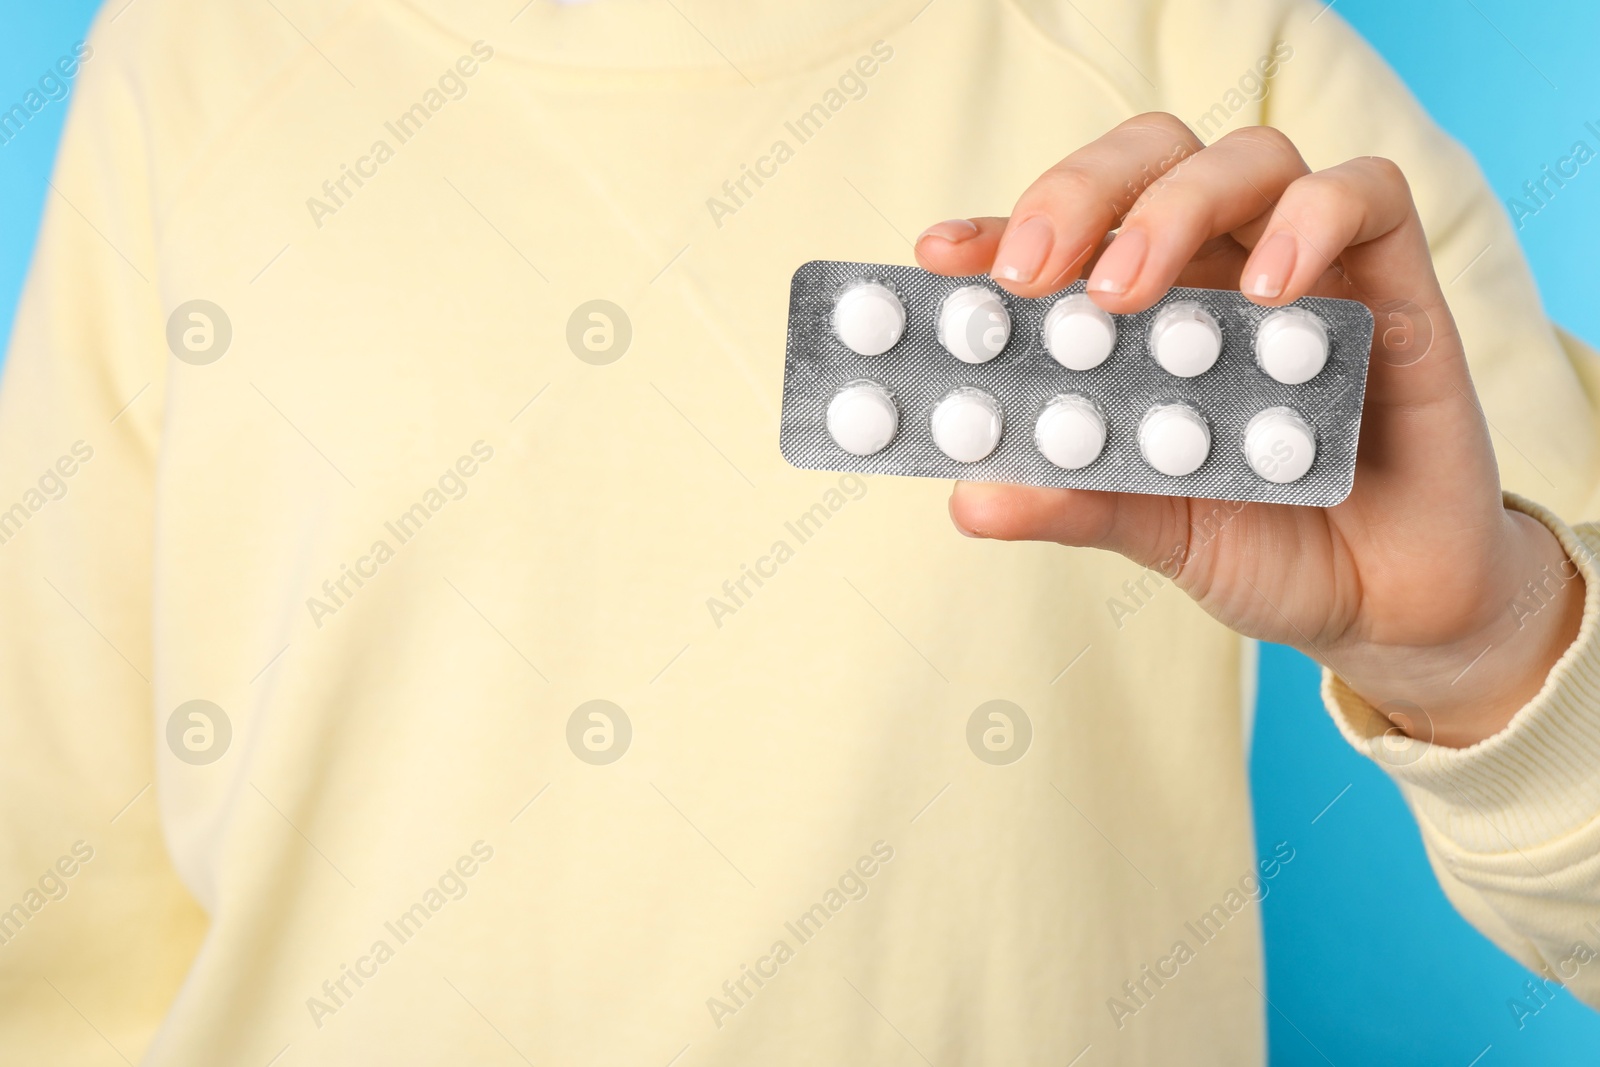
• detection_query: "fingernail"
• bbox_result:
[949,485,981,537]
[990,216,1055,284]
[1087,228,1148,295]
[1243,230,1298,299]
[917,218,979,244]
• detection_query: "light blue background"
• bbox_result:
[1,1,1596,1062]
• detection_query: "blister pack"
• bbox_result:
[778,260,1376,507]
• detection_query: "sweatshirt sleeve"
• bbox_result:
[1323,496,1600,1009]
[0,19,206,1064]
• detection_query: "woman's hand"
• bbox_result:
[916,112,1583,749]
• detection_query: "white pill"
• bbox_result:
[1149,302,1222,378]
[931,387,1003,463]
[937,285,1011,364]
[826,381,898,456]
[1244,407,1317,483]
[1035,395,1107,469]
[832,282,905,356]
[1255,307,1329,384]
[1139,403,1211,477]
[1042,293,1117,371]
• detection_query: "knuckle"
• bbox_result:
[1034,163,1111,214]
[1359,154,1412,194]
[1124,110,1196,143]
[1221,124,1301,162]
[1286,170,1362,216]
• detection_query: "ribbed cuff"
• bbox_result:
[1323,492,1600,853]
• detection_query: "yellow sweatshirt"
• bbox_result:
[2,0,1598,1063]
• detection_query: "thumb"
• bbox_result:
[949,481,1199,576]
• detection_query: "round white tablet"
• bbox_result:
[1244,407,1316,483]
[1042,293,1117,371]
[937,285,1011,364]
[1035,395,1107,469]
[832,281,905,356]
[1255,307,1329,384]
[1138,403,1211,477]
[826,381,898,456]
[931,387,1003,463]
[1149,302,1222,378]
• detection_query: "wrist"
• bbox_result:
[1333,508,1585,749]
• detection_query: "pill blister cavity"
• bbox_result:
[938,285,1011,364]
[1035,394,1107,470]
[832,281,905,356]
[1043,293,1116,371]
[1255,307,1329,385]
[1150,302,1221,378]
[1139,403,1211,477]
[1244,406,1316,483]
[826,380,898,456]
[931,387,1003,462]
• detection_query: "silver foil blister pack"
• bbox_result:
[778,260,1376,506]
